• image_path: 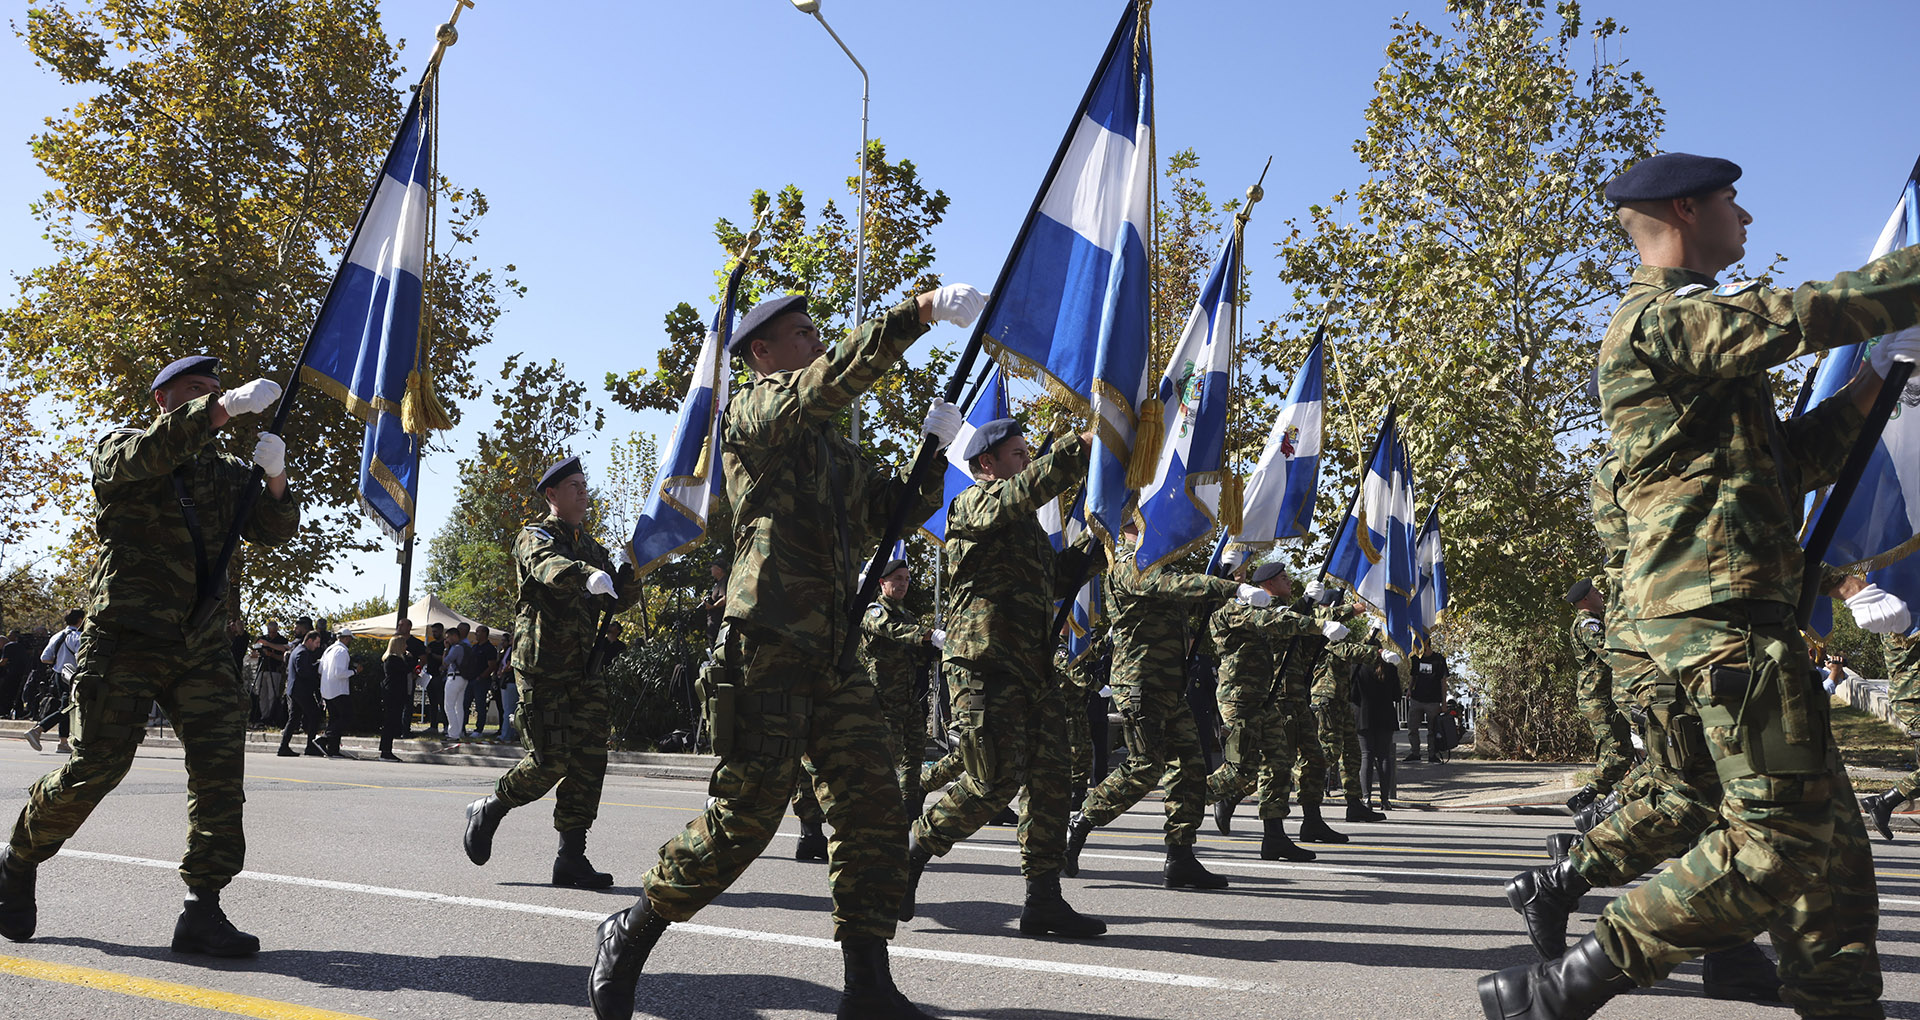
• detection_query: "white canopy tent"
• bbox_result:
[334,593,501,640]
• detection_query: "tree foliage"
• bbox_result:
[2,0,519,614]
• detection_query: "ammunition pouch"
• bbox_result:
[1699,636,1833,781]
[1219,708,1253,767]
[954,685,997,785]
[72,637,144,748]
[699,624,735,758]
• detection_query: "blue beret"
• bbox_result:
[1604,152,1742,205]
[1250,562,1288,585]
[963,417,1023,461]
[536,456,584,494]
[729,294,810,354]
[151,355,221,391]
[882,558,910,576]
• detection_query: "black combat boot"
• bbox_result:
[1018,870,1105,938]
[1259,816,1315,862]
[794,817,828,861]
[554,828,615,889]
[897,832,933,922]
[1503,858,1590,960]
[463,794,509,866]
[1477,933,1633,1020]
[1163,842,1229,890]
[1213,797,1237,835]
[1345,795,1386,823]
[0,848,36,943]
[1867,789,1907,841]
[1571,793,1618,834]
[1296,801,1348,844]
[1062,812,1095,878]
[991,804,1019,826]
[1700,940,1782,1003]
[1544,832,1578,865]
[377,736,400,762]
[837,935,939,1019]
[1565,785,1599,813]
[170,887,259,957]
[589,899,671,1020]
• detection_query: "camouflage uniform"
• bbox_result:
[1202,600,1318,819]
[491,514,640,829]
[1591,257,1920,1013]
[1881,633,1920,802]
[1572,605,1634,796]
[912,435,1095,875]
[1314,632,1368,801]
[861,592,934,810]
[9,394,300,889]
[1076,539,1236,846]
[1272,602,1357,812]
[640,300,942,940]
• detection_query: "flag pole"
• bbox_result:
[1797,361,1915,629]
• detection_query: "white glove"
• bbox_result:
[1219,548,1244,572]
[1236,584,1272,608]
[1381,650,1403,665]
[218,378,282,417]
[1304,580,1326,602]
[1321,620,1350,642]
[1870,325,1920,376]
[1845,583,1912,634]
[1097,685,1113,698]
[251,432,286,476]
[929,629,947,650]
[926,283,987,327]
[586,570,617,598]
[922,399,964,449]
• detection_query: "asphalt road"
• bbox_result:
[0,742,1915,1020]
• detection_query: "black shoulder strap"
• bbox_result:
[171,464,211,610]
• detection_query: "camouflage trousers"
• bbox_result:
[912,665,1070,876]
[1203,696,1292,820]
[1272,697,1328,809]
[1579,670,1635,796]
[1889,699,1920,802]
[10,627,247,889]
[920,746,964,792]
[1593,603,1881,1016]
[1079,680,1203,846]
[493,669,609,832]
[1317,698,1364,801]
[642,625,906,940]
[792,668,928,823]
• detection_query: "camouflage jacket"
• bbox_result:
[722,300,943,654]
[860,593,931,689]
[942,433,1096,686]
[1598,255,1920,619]
[1276,600,1359,702]
[87,393,301,646]
[511,513,639,678]
[1885,631,1920,703]
[1208,599,1317,704]
[1314,628,1372,704]
[1570,608,1610,701]
[1105,537,1237,690]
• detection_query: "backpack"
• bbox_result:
[1431,705,1464,754]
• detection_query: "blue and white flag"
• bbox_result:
[1324,407,1417,656]
[1413,505,1449,652]
[299,83,434,541]
[1233,335,1325,553]
[1135,237,1236,570]
[628,259,746,577]
[975,1,1152,548]
[1801,158,1920,637]
[1066,577,1102,663]
[921,366,1009,543]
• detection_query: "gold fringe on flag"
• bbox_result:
[1128,396,1164,488]
[401,368,453,435]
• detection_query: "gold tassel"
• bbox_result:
[401,368,454,435]
[1127,397,1165,489]
[1220,470,1244,535]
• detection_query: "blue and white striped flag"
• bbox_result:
[1066,576,1102,663]
[298,83,434,541]
[1325,407,1417,656]
[1135,236,1235,570]
[1413,505,1449,652]
[1800,157,1920,637]
[628,259,746,577]
[921,367,1009,543]
[975,1,1152,549]
[1234,335,1325,553]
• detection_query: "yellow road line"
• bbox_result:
[0,953,381,1020]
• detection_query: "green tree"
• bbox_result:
[1254,0,1664,756]
[2,0,519,613]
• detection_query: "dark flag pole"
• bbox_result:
[1796,360,1916,629]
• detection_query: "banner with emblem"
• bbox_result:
[627,258,746,577]
[921,366,1010,543]
[1412,505,1448,652]
[1232,334,1324,555]
[1324,406,1417,655]
[1798,156,1920,637]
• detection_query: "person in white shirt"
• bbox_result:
[25,610,84,753]
[318,629,357,759]
[441,625,473,741]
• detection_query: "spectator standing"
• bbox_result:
[1403,647,1448,764]
[318,629,356,758]
[379,619,425,761]
[1351,638,1403,813]
[255,622,288,729]
[278,632,326,757]
[470,626,501,738]
[442,624,473,741]
[423,622,447,736]
[25,610,84,753]
[496,631,519,744]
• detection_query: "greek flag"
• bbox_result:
[975,1,1151,548]
[628,259,745,577]
[1801,157,1920,636]
[1413,506,1448,652]
[1324,407,1417,655]
[1232,333,1324,553]
[298,84,434,541]
[1135,237,1235,570]
[921,367,1009,543]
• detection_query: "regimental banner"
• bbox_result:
[1325,406,1417,655]
[1234,335,1324,551]
[1412,505,1448,652]
[922,366,1009,543]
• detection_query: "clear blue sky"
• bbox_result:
[3,0,1917,614]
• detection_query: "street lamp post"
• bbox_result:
[790,0,868,444]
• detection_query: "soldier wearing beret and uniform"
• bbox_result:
[591,283,985,1020]
[895,417,1105,939]
[463,456,640,890]
[0,356,299,955]
[1562,576,1633,817]
[1314,610,1383,824]
[1264,583,1363,847]
[1479,152,1920,1020]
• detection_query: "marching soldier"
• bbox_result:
[0,356,299,954]
[1561,577,1632,818]
[1480,152,1920,1019]
[1267,585,1361,847]
[589,283,983,1020]
[1866,618,1920,838]
[862,558,942,819]
[462,456,641,889]
[1316,618,1383,823]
